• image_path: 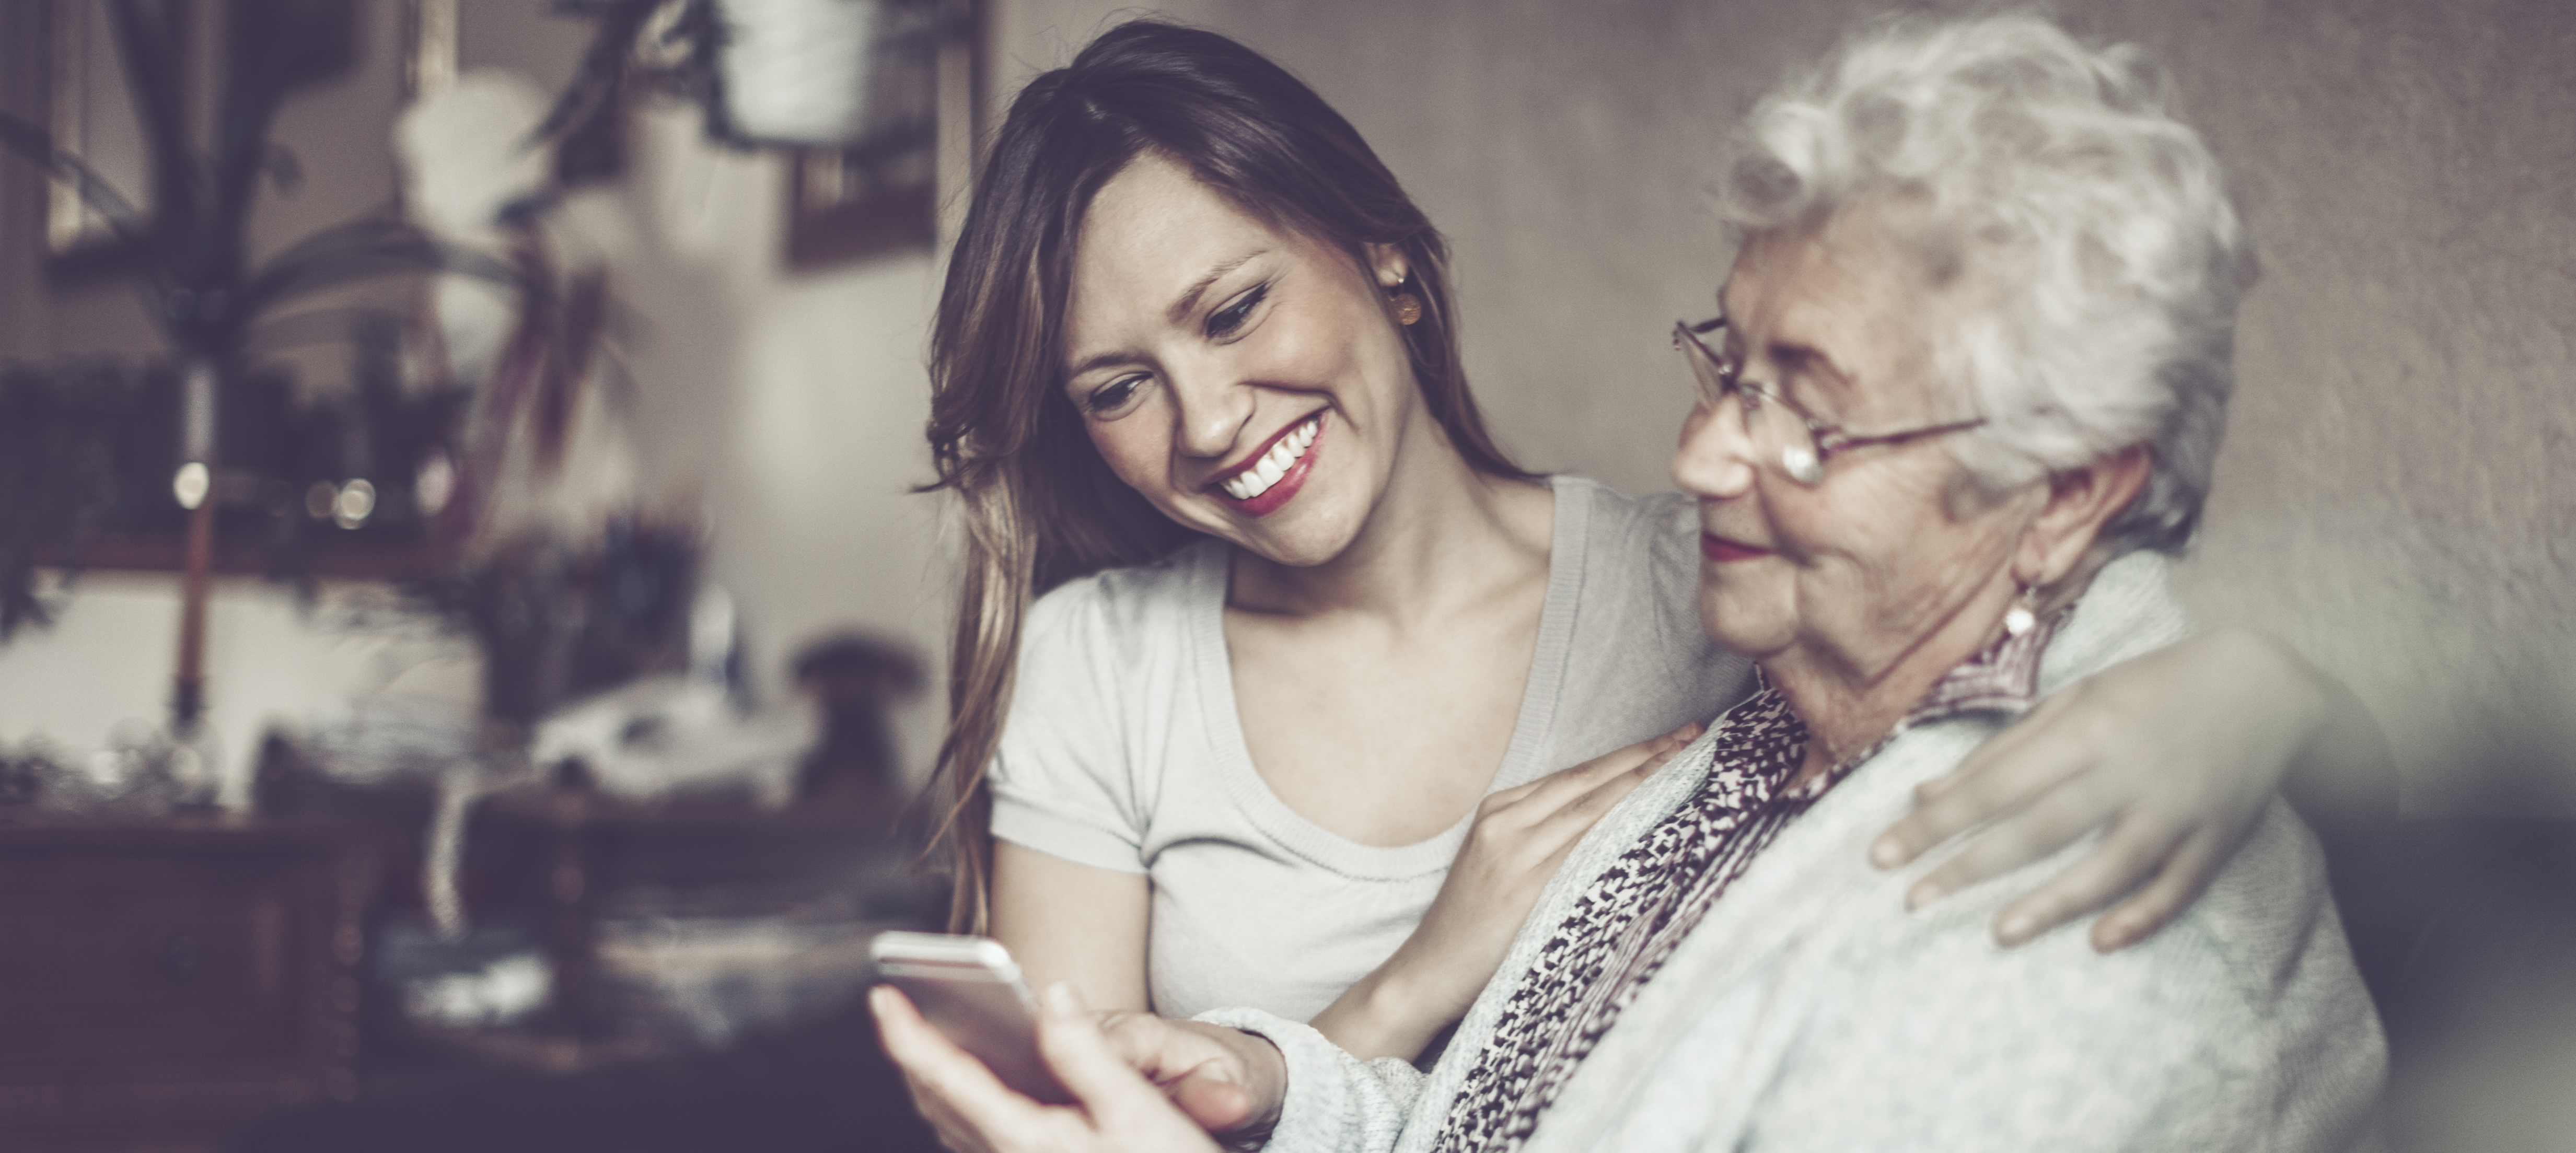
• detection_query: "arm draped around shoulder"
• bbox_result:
[1740,802,2383,1153]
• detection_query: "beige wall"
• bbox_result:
[6,0,2572,816]
[992,0,2576,813]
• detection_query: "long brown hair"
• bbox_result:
[920,20,1530,932]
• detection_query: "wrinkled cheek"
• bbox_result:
[1784,563,1894,667]
[1696,584,1728,645]
[1841,561,1929,642]
[1826,557,1974,671]
[1699,566,1793,655]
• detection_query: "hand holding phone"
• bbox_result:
[872,977,1234,1153]
[869,931,1075,1104]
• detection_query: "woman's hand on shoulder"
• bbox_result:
[875,983,1247,1153]
[1312,724,1702,1062]
[1868,626,2378,952]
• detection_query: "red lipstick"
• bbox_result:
[1701,533,1771,563]
[1210,414,1324,519]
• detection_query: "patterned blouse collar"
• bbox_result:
[1430,605,2075,1153]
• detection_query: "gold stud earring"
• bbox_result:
[1390,292,1423,325]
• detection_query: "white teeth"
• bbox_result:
[1220,415,1320,502]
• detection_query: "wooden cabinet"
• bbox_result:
[0,821,373,1153]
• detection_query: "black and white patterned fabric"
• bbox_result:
[1429,613,2065,1153]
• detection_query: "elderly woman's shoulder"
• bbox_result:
[1848,797,2369,1044]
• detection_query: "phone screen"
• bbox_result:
[871,933,1075,1104]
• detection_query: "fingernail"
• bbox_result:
[1042,981,1082,1016]
[1906,882,1942,912]
[1998,914,2036,944]
[1870,836,1905,869]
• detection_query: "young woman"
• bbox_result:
[915,20,2354,1068]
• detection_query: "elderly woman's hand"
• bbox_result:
[874,983,1277,1153]
[1869,626,2384,951]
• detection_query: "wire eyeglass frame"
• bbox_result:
[1674,316,1988,485]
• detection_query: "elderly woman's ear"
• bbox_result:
[2012,445,2153,596]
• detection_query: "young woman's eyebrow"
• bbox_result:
[1167,250,1267,324]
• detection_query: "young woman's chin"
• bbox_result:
[1186,466,1380,570]
[1208,494,1366,569]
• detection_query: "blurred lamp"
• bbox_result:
[540,0,947,169]
[713,0,879,145]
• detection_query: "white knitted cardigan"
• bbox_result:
[1200,552,2386,1153]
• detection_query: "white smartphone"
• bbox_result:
[869,931,1075,1104]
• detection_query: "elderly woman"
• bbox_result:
[878,14,2384,1152]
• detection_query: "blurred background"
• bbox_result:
[0,1,2570,1150]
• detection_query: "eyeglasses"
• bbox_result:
[1674,316,1987,485]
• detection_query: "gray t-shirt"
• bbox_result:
[987,475,1754,1021]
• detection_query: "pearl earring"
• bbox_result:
[2003,584,2040,637]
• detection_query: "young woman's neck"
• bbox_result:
[1229,418,1551,622]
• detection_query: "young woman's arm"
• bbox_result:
[989,627,2377,1066]
[1307,726,1700,1063]
[1871,625,2395,950]
[992,841,1153,1013]
[1315,628,2385,1064]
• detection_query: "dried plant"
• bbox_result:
[0,0,515,644]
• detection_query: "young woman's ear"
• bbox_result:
[1365,242,1409,290]
[2015,445,2152,586]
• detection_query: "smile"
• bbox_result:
[1216,414,1321,503]
[1702,533,1772,563]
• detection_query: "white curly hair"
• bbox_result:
[1718,11,2257,556]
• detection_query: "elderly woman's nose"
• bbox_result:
[1673,404,1758,498]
